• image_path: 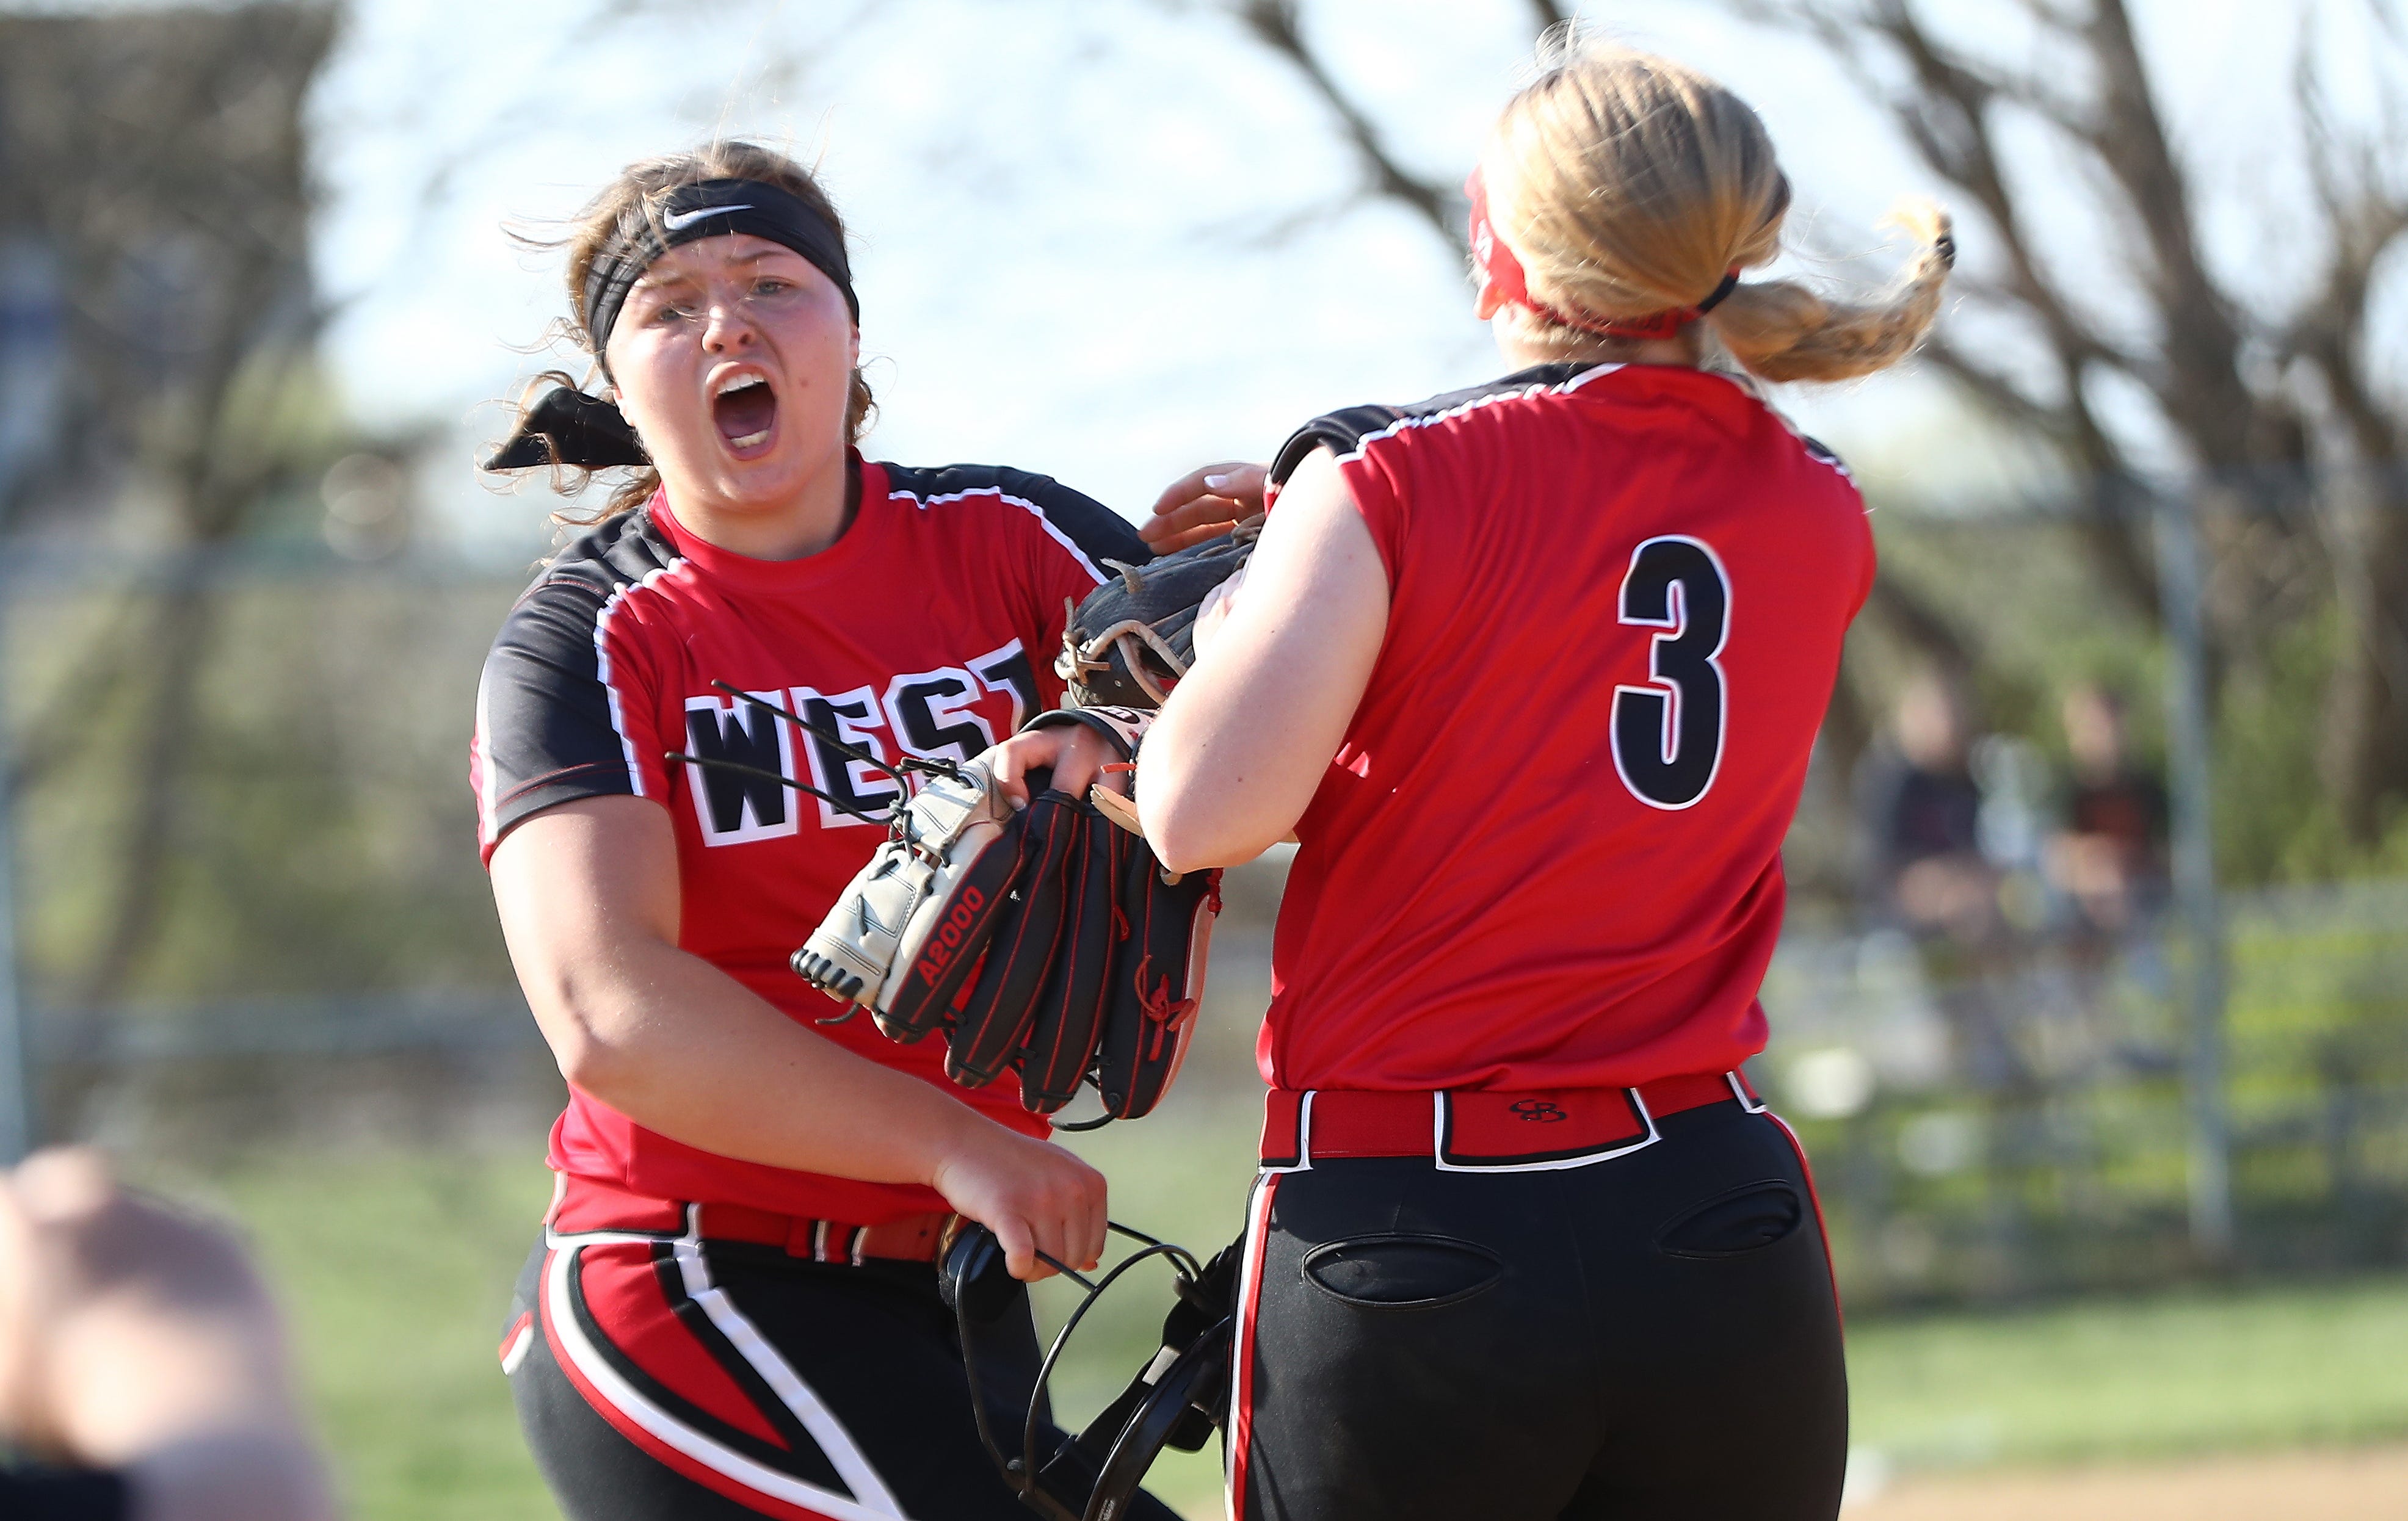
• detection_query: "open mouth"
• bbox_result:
[712,373,777,453]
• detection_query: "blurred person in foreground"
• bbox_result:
[1109,35,1950,1521]
[473,141,1175,1521]
[0,1148,332,1521]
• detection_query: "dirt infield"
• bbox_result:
[1850,1445,2408,1519]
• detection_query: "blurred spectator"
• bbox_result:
[1860,670,2001,945]
[0,1149,333,1521]
[1858,671,2034,1094]
[2047,682,2170,934]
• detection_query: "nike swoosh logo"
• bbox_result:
[663,204,750,232]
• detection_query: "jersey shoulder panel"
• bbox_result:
[474,510,683,854]
[877,460,1148,576]
[494,508,683,676]
[1268,363,1595,483]
[546,505,679,575]
[1798,433,1857,484]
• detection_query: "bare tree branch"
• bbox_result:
[1917,336,2070,439]
[1235,0,1462,251]
[1863,573,1978,678]
[1208,0,2408,839]
[1758,5,2138,435]
[2290,29,2408,465]
[2073,0,2263,468]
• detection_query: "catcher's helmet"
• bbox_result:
[939,1223,1237,1521]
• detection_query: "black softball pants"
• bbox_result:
[1228,1098,1848,1521]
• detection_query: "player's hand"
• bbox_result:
[1144,461,1267,554]
[987,725,1123,812]
[928,1128,1108,1282]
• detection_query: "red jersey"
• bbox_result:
[471,457,1143,1221]
[1260,363,1874,1093]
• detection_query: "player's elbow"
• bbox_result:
[520,972,641,1099]
[1142,792,1277,875]
[1146,827,1212,878]
[543,1015,624,1096]
[1139,789,1205,873]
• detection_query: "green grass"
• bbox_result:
[140,1149,558,1521]
[1848,1279,2408,1472]
[134,1142,2408,1521]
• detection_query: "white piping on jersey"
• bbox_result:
[1325,363,1625,467]
[474,667,499,845]
[1329,361,1855,491]
[1561,360,1634,394]
[890,485,1111,585]
[1799,435,1859,487]
[669,1208,905,1516]
[590,560,691,800]
[541,1215,906,1521]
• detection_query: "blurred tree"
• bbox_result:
[1724,0,2408,848]
[1174,0,1982,790]
[1219,0,1559,260]
[0,4,340,1007]
[1191,0,2407,854]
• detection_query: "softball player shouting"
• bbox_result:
[473,142,1173,1521]
[1139,41,1953,1521]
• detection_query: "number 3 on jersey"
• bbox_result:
[1611,535,1730,811]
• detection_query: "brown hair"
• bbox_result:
[512,140,876,524]
[1484,38,1951,382]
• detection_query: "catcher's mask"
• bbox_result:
[940,1221,1236,1521]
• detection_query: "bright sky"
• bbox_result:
[297,0,2382,560]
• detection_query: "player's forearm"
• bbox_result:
[524,941,998,1187]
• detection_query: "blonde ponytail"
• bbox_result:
[1486,42,1952,383]
[1707,203,1955,382]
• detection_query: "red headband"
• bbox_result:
[1465,167,1739,341]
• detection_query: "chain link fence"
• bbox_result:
[1763,877,2408,1308]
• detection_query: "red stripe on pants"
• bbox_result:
[1761,1110,1844,1329]
[1226,1171,1282,1519]
[536,1245,853,1521]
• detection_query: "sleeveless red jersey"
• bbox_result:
[1259,363,1874,1093]
[470,458,1144,1221]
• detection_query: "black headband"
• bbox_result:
[484,178,860,473]
[579,177,859,361]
